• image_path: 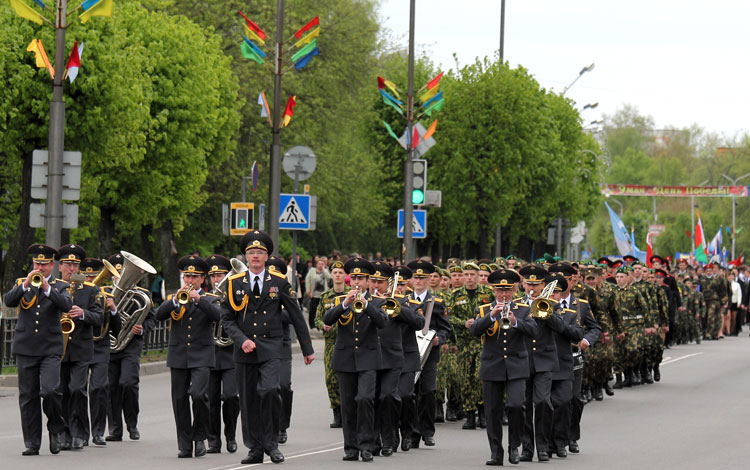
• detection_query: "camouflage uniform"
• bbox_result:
[573,282,615,388]
[446,285,494,414]
[700,275,728,339]
[674,281,690,344]
[608,285,648,370]
[316,286,350,409]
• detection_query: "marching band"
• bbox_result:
[3,233,730,465]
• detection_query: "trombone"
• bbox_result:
[530,280,557,320]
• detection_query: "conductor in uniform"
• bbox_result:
[156,255,220,458]
[470,269,538,466]
[221,231,314,465]
[4,244,73,456]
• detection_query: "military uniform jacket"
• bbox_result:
[700,275,728,304]
[571,296,601,346]
[91,293,122,365]
[400,296,427,372]
[408,290,452,366]
[323,293,389,373]
[550,308,585,381]
[210,288,237,371]
[62,282,103,363]
[315,286,350,340]
[524,307,564,374]
[470,301,538,381]
[370,294,424,370]
[5,278,73,357]
[447,286,494,345]
[221,269,314,364]
[156,290,220,369]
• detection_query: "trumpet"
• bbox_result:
[30,272,44,288]
[176,285,194,306]
[381,273,402,318]
[351,287,366,314]
[530,280,557,320]
[497,302,512,330]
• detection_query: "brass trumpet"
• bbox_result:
[30,272,44,288]
[530,280,557,320]
[61,313,76,334]
[381,273,402,318]
[176,285,194,306]
[351,287,366,314]
[499,302,512,330]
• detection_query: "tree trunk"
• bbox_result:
[159,220,180,293]
[2,151,36,292]
[99,207,116,257]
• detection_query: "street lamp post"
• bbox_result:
[721,173,750,259]
[562,62,595,95]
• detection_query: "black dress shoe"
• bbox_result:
[361,450,373,462]
[207,446,221,454]
[178,450,192,458]
[401,438,412,452]
[22,448,39,456]
[269,449,285,463]
[342,451,359,461]
[568,441,579,453]
[105,435,122,442]
[50,433,61,455]
[556,447,567,458]
[653,365,661,382]
[382,447,393,457]
[242,451,264,464]
[519,450,533,462]
[593,387,604,401]
[194,441,207,457]
[227,440,238,453]
[71,437,85,450]
[423,436,435,446]
[537,451,550,462]
[128,428,140,440]
[462,412,477,429]
[278,430,288,444]
[372,448,381,457]
[485,458,503,466]
[508,447,520,464]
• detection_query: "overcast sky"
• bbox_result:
[378,0,748,139]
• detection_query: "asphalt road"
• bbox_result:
[1,335,749,469]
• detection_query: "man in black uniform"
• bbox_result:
[156,255,220,458]
[205,254,239,454]
[56,244,103,450]
[406,259,452,449]
[323,258,387,461]
[79,258,121,447]
[518,264,564,462]
[470,269,538,466]
[107,252,156,443]
[4,244,73,456]
[221,231,314,465]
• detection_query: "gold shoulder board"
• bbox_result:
[270,270,286,279]
[204,292,219,297]
[516,303,529,307]
[395,294,405,298]
[167,294,174,301]
[434,297,443,303]
[578,298,589,304]
[16,278,24,286]
[228,272,245,281]
[565,308,576,313]
[408,299,421,305]
[84,281,96,288]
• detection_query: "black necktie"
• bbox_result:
[253,276,260,296]
[562,299,567,309]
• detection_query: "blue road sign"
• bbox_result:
[397,209,427,239]
[279,194,311,230]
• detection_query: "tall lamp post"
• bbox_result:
[562,63,595,95]
[721,173,750,259]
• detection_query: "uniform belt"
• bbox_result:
[621,315,643,320]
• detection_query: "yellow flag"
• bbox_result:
[419,85,439,103]
[293,27,320,49]
[26,39,55,79]
[10,0,44,25]
[79,0,114,25]
[244,25,266,46]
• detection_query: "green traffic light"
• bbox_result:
[412,189,425,205]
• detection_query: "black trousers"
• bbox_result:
[415,352,438,439]
[338,370,377,454]
[376,368,402,450]
[107,351,141,437]
[60,360,90,441]
[397,371,417,444]
[569,367,585,442]
[87,361,109,439]
[308,298,321,329]
[207,367,239,449]
[549,378,573,448]
[521,371,553,454]
[16,354,64,451]
[484,379,525,460]
[237,359,281,453]
[170,367,210,451]
[278,357,293,433]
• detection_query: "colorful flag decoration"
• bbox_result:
[293,47,318,70]
[423,97,444,117]
[293,26,320,49]
[630,227,647,263]
[26,39,54,79]
[646,232,654,268]
[33,0,45,8]
[695,217,708,264]
[423,119,438,140]
[241,40,265,64]
[380,89,404,115]
[244,25,265,46]
[294,16,319,39]
[412,126,419,149]
[708,227,723,255]
[419,85,440,103]
[251,161,259,191]
[79,0,113,24]
[422,91,443,110]
[257,91,271,122]
[10,0,45,25]
[425,72,443,90]
[281,95,296,128]
[243,37,266,59]
[64,41,84,83]
[605,202,632,256]
[382,121,400,141]
[238,11,266,41]
[377,76,401,101]
[728,255,745,267]
[291,39,317,63]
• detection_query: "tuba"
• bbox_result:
[530,280,557,320]
[213,258,247,347]
[110,251,157,353]
[380,273,402,318]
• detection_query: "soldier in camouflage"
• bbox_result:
[609,267,650,387]
[700,263,729,340]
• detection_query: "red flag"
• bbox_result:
[412,126,419,149]
[281,95,296,127]
[377,76,386,89]
[64,41,82,82]
[646,232,654,268]
[238,10,266,40]
[426,72,443,90]
[729,255,744,267]
[294,16,319,39]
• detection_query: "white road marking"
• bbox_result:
[207,443,344,470]
[660,352,704,365]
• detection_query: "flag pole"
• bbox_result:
[403,0,416,262]
[268,0,284,254]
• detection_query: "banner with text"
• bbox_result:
[601,184,749,198]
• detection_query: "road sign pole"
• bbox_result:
[403,0,416,262]
[268,0,285,255]
[291,165,301,295]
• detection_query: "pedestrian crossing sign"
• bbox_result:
[279,194,311,230]
[397,209,427,239]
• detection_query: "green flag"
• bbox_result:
[241,41,265,64]
[382,121,399,141]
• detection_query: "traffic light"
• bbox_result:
[230,202,254,236]
[412,159,427,205]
